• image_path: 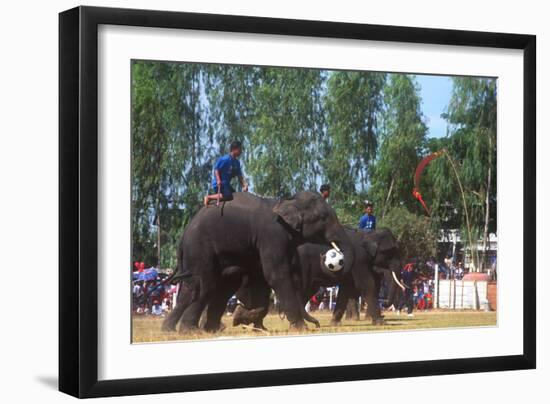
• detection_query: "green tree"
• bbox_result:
[205,65,258,156]
[131,61,212,269]
[369,75,428,216]
[441,77,497,268]
[379,207,437,264]
[245,67,326,197]
[322,71,386,199]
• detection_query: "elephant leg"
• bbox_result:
[251,279,271,330]
[161,281,195,332]
[261,258,306,330]
[179,266,219,333]
[233,275,271,330]
[364,273,383,325]
[331,284,352,325]
[345,297,360,321]
[203,279,240,333]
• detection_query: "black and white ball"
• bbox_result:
[324,248,344,272]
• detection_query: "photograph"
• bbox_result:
[130,60,498,343]
[0,0,543,400]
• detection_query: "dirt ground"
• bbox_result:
[132,310,497,343]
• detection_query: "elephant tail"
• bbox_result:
[140,240,194,300]
[162,242,193,285]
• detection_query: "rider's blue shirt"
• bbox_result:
[212,154,243,189]
[359,213,376,231]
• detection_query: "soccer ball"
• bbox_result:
[324,248,344,272]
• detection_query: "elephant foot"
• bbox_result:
[253,322,268,331]
[233,305,267,328]
[161,323,177,332]
[330,319,342,327]
[178,323,201,334]
[308,319,320,328]
[289,320,307,331]
[372,317,385,326]
[161,319,178,332]
[204,322,226,333]
[232,305,252,327]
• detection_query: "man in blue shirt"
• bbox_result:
[204,140,248,207]
[358,200,376,231]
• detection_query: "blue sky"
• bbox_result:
[415,74,454,139]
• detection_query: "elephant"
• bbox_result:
[162,191,356,333]
[231,228,405,329]
[329,228,405,324]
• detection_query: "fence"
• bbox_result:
[433,264,490,310]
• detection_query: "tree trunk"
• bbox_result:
[381,177,395,218]
[157,207,161,268]
[481,164,492,271]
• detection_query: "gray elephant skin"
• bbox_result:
[162,191,356,332]
[231,228,405,330]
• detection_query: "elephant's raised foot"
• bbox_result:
[232,305,266,327]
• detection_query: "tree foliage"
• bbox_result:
[369,75,428,214]
[423,78,497,267]
[131,60,496,269]
[323,72,386,198]
[379,207,438,263]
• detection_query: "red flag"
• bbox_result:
[412,151,443,216]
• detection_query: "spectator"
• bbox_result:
[455,262,464,280]
[161,298,171,312]
[151,300,163,316]
[319,184,331,200]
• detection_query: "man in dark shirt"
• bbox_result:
[397,263,416,316]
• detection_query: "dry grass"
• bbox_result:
[132,310,497,343]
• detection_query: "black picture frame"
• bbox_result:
[59,5,536,398]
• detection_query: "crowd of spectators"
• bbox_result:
[305,287,337,312]
[130,259,452,319]
[132,262,177,316]
[439,256,468,280]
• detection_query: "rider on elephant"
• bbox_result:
[204,140,248,207]
[358,200,376,232]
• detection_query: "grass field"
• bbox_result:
[132,310,497,343]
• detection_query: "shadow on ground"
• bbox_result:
[35,375,58,390]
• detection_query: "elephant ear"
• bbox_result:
[362,240,379,259]
[377,231,398,253]
[273,199,302,232]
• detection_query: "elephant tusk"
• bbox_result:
[330,241,342,253]
[392,271,407,291]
